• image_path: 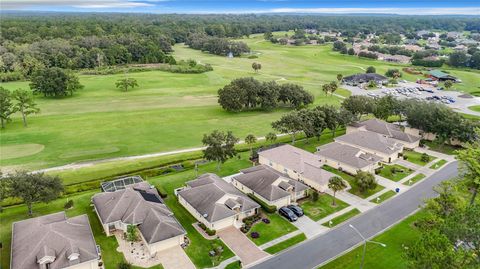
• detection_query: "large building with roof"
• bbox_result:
[177,173,260,230]
[348,119,421,149]
[232,165,309,208]
[342,73,388,86]
[427,70,458,82]
[92,181,186,255]
[258,144,336,192]
[11,212,99,269]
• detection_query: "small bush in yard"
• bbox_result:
[117,261,131,269]
[311,191,319,202]
[250,232,260,238]
[421,153,430,163]
[403,155,408,160]
[262,218,270,224]
[64,199,74,209]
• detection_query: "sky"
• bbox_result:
[1,0,480,15]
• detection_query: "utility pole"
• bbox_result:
[349,224,387,269]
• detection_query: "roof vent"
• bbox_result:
[203,213,208,218]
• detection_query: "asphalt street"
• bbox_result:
[249,161,459,269]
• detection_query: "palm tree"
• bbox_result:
[265,132,277,144]
[328,176,347,206]
[245,134,257,156]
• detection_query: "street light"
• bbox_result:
[349,224,386,269]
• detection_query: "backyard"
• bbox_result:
[299,193,350,221]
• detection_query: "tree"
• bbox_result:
[244,134,257,156]
[115,78,138,92]
[421,153,431,163]
[265,132,277,144]
[385,69,402,78]
[373,95,398,120]
[0,87,14,129]
[366,66,376,73]
[321,83,331,96]
[126,224,138,242]
[448,51,468,67]
[456,129,480,206]
[30,67,83,97]
[444,80,453,90]
[328,176,347,206]
[342,95,375,119]
[202,130,239,170]
[336,74,343,82]
[354,171,377,193]
[329,81,338,95]
[252,62,262,73]
[272,111,304,144]
[8,171,64,216]
[12,89,40,127]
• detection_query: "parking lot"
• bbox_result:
[344,82,480,116]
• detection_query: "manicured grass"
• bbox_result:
[299,193,350,221]
[264,233,307,254]
[402,150,436,166]
[468,105,480,112]
[403,173,426,186]
[423,141,462,155]
[249,212,298,246]
[321,209,361,228]
[370,190,397,204]
[323,166,384,199]
[377,164,414,182]
[320,211,425,269]
[225,261,242,269]
[430,159,448,170]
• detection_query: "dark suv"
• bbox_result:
[287,204,304,217]
[279,206,298,222]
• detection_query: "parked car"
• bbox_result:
[279,206,298,222]
[287,204,304,217]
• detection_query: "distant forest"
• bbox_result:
[1,13,479,81]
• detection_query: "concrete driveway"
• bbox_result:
[156,245,195,269]
[217,226,269,266]
[291,216,327,238]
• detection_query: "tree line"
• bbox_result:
[185,33,250,57]
[218,77,314,112]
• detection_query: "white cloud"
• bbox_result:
[1,0,155,9]
[268,7,480,15]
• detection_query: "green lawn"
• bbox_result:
[249,212,298,246]
[320,211,425,269]
[402,150,436,166]
[264,233,307,254]
[377,164,414,182]
[299,193,350,221]
[225,261,242,269]
[403,173,426,186]
[430,159,448,170]
[370,190,397,204]
[321,209,361,228]
[323,166,384,199]
[423,141,462,155]
[468,105,480,112]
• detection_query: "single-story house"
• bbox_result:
[316,142,382,175]
[427,70,458,82]
[335,131,404,163]
[258,144,336,192]
[92,181,186,255]
[11,212,99,269]
[177,173,260,231]
[232,165,309,208]
[347,119,421,149]
[342,73,388,86]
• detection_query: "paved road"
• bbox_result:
[249,161,459,269]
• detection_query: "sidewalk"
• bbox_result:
[325,189,376,212]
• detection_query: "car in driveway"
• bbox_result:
[279,206,298,222]
[287,204,304,217]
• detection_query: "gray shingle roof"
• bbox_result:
[335,131,403,155]
[234,165,308,202]
[355,119,420,143]
[11,212,98,269]
[316,142,382,169]
[178,173,259,223]
[92,182,185,244]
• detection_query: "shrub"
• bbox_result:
[421,153,430,163]
[117,261,131,269]
[156,184,168,198]
[0,71,23,82]
[311,191,319,202]
[198,222,216,235]
[248,194,277,213]
[262,218,270,224]
[64,199,74,209]
[250,232,260,239]
[403,155,408,160]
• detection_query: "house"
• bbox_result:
[258,144,336,192]
[177,173,260,230]
[92,181,186,255]
[427,70,458,82]
[11,212,99,269]
[342,73,388,86]
[232,165,309,208]
[347,119,421,149]
[335,131,404,163]
[316,142,382,175]
[379,54,411,64]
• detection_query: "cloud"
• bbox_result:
[1,0,155,9]
[268,7,480,15]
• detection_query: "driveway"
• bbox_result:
[249,161,459,269]
[291,216,328,238]
[217,226,269,266]
[156,246,195,269]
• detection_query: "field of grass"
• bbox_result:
[370,190,397,204]
[468,105,480,112]
[321,208,361,227]
[403,173,426,186]
[264,233,307,254]
[323,166,385,198]
[2,32,478,171]
[249,213,298,246]
[299,193,350,221]
[430,159,448,170]
[320,211,425,269]
[377,164,414,182]
[402,150,436,166]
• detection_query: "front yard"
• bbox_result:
[299,193,350,221]
[370,190,397,204]
[403,173,426,186]
[248,212,298,246]
[402,150,436,166]
[377,164,414,182]
[321,209,361,228]
[323,166,385,199]
[264,233,307,254]
[430,159,448,169]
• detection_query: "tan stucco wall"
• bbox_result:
[141,233,185,255]
[65,259,99,269]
